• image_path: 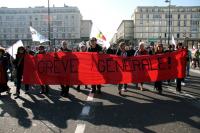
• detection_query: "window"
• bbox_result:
[140,14,143,19]
[153,14,161,19]
[146,14,149,19]
[178,14,180,19]
[15,34,18,39]
[62,33,65,38]
[140,20,143,24]
[177,33,180,38]
[3,34,7,39]
[178,21,180,27]
[184,20,187,26]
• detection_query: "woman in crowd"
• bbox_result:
[154,43,164,94]
[116,42,129,95]
[37,45,49,94]
[76,42,89,91]
[87,37,102,94]
[134,42,148,91]
[58,41,71,97]
[14,46,28,98]
[164,44,174,85]
[176,42,185,93]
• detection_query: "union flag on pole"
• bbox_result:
[96,31,107,41]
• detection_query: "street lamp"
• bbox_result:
[165,0,171,46]
[48,0,51,46]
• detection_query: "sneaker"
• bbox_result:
[140,87,144,91]
[181,82,186,86]
[39,91,45,94]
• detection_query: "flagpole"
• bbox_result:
[48,0,51,47]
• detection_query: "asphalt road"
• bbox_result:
[0,71,199,133]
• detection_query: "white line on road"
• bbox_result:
[167,87,196,99]
[75,124,86,133]
[80,106,90,116]
[75,89,95,133]
[182,91,196,98]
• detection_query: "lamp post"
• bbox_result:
[48,0,51,46]
[165,0,171,46]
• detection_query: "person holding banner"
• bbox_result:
[134,42,148,91]
[58,41,71,97]
[176,43,186,93]
[116,42,129,95]
[0,47,10,95]
[76,43,89,91]
[88,37,102,94]
[165,44,175,85]
[37,45,50,94]
[154,43,164,94]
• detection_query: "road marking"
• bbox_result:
[76,88,95,132]
[182,91,196,98]
[75,124,86,133]
[80,106,90,116]
[167,87,197,99]
[167,88,176,93]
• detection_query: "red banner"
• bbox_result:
[23,50,187,85]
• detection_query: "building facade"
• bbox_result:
[132,6,200,47]
[111,20,134,46]
[80,20,92,41]
[0,6,92,47]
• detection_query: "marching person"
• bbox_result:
[164,44,174,85]
[88,37,102,94]
[13,46,29,98]
[134,42,148,91]
[37,45,49,94]
[58,41,71,97]
[185,46,192,76]
[176,42,185,93]
[154,43,164,94]
[116,42,129,95]
[0,47,10,96]
[76,42,89,91]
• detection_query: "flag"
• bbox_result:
[30,26,49,43]
[96,30,110,49]
[172,34,176,47]
[96,31,106,41]
[90,24,110,49]
[6,40,23,59]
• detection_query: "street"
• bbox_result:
[0,71,200,133]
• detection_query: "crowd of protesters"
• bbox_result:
[0,37,198,99]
